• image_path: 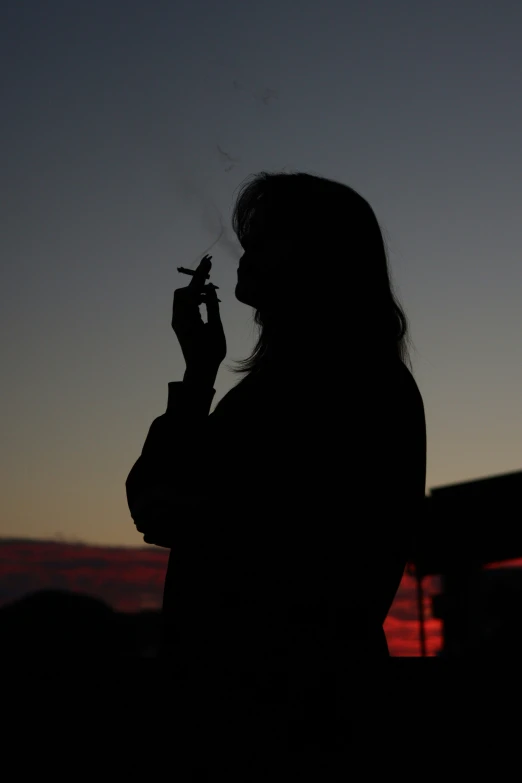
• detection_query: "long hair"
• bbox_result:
[227,170,414,379]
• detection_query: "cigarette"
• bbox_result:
[177,266,221,300]
[177,266,210,279]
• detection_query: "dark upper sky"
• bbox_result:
[2,0,521,545]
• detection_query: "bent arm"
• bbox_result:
[125,379,216,548]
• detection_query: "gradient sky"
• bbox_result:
[2,0,522,547]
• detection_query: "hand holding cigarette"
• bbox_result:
[171,255,226,382]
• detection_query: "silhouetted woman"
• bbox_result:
[125,171,426,753]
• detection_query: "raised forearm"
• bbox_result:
[126,380,216,546]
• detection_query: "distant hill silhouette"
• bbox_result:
[0,589,162,657]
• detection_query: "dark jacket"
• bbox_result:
[125,358,426,669]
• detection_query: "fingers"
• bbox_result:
[172,288,204,334]
[202,286,222,323]
[188,255,212,290]
[172,255,220,334]
[201,283,221,301]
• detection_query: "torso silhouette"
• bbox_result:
[126,356,427,671]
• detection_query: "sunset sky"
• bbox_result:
[2,1,521,559]
[0,539,443,656]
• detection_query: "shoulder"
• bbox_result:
[388,362,427,480]
[374,359,425,412]
[395,361,425,409]
[362,360,426,452]
[397,364,426,443]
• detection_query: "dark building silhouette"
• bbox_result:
[412,469,522,657]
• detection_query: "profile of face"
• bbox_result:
[234,245,273,309]
[234,214,295,310]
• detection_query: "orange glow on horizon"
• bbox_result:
[0,538,443,655]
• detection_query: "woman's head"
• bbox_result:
[230,170,413,375]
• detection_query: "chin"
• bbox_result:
[234,281,258,308]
